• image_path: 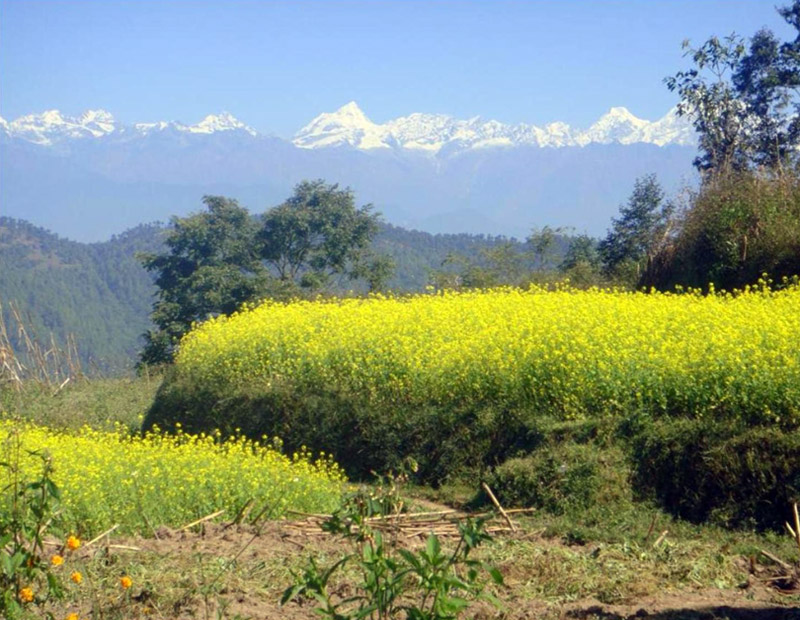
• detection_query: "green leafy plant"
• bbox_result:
[281,469,503,619]
[1,426,64,618]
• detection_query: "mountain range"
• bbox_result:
[0,102,698,241]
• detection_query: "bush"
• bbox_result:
[485,444,601,514]
[630,418,800,530]
[644,171,800,291]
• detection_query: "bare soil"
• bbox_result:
[78,519,800,620]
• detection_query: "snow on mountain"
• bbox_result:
[133,112,257,136]
[577,106,649,146]
[179,112,257,136]
[4,104,694,151]
[7,109,118,145]
[292,101,388,149]
[293,103,694,151]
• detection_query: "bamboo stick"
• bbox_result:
[481,482,516,532]
[180,510,225,531]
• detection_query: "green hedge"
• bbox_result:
[144,370,540,484]
[630,419,800,530]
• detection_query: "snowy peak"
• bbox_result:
[579,107,648,145]
[292,103,695,151]
[3,104,695,151]
[293,101,387,149]
[5,109,257,144]
[181,112,257,136]
[7,109,118,144]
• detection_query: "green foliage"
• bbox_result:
[598,174,673,284]
[1,434,64,618]
[281,470,502,620]
[629,417,800,531]
[666,1,800,174]
[485,444,600,515]
[0,217,162,372]
[1,376,161,433]
[559,235,602,287]
[259,180,393,292]
[144,374,529,484]
[666,34,750,174]
[643,172,800,290]
[427,228,577,289]
[139,195,273,365]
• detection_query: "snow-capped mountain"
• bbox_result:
[5,109,119,145]
[3,109,256,146]
[292,102,695,151]
[1,103,698,242]
[2,103,694,152]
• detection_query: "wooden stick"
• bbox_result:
[481,482,516,532]
[367,509,459,521]
[286,510,330,519]
[786,521,797,539]
[793,502,800,554]
[760,549,792,571]
[180,510,225,531]
[644,514,657,543]
[652,530,669,548]
[108,544,141,551]
[85,524,119,547]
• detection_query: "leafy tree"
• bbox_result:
[666,1,800,175]
[139,196,271,365]
[527,226,564,272]
[558,235,602,288]
[259,180,393,291]
[559,234,599,272]
[598,175,673,283]
[666,34,750,175]
[733,28,792,169]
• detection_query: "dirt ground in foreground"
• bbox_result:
[78,518,800,620]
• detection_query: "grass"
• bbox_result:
[0,375,160,432]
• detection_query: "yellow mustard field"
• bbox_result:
[175,284,800,425]
[0,421,346,535]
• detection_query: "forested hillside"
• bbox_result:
[0,218,165,371]
[0,217,540,371]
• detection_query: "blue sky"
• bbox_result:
[0,0,793,136]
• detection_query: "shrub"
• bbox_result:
[630,418,800,530]
[643,172,800,291]
[485,444,601,514]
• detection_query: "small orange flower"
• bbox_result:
[66,535,81,551]
[70,571,83,584]
[120,575,133,589]
[19,587,34,603]
[66,614,80,620]
[51,554,64,566]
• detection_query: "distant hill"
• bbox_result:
[0,218,165,372]
[0,217,543,372]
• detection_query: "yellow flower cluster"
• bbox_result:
[0,422,345,534]
[176,284,800,425]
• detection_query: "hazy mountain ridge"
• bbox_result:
[1,103,697,242]
[293,102,695,151]
[2,102,694,152]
